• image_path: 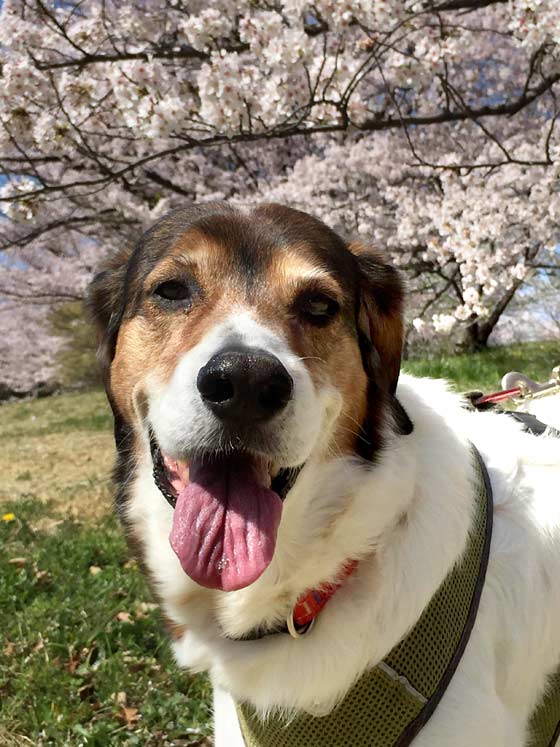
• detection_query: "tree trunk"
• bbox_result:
[457,278,526,353]
[459,321,493,353]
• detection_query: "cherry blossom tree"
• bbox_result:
[1,0,559,390]
[260,132,560,350]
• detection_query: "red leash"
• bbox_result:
[473,387,522,406]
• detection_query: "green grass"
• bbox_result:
[0,388,114,521]
[1,389,112,441]
[404,340,559,393]
[0,500,212,747]
[1,339,558,745]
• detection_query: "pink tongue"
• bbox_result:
[169,459,283,591]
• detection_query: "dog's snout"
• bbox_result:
[197,348,293,424]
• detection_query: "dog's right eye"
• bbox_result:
[153,280,192,303]
[296,292,340,326]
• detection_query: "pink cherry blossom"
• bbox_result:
[1,0,559,391]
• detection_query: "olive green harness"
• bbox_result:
[237,449,560,747]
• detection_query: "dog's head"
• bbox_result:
[88,203,411,593]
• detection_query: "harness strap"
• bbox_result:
[528,665,560,746]
[497,410,560,439]
[237,446,493,747]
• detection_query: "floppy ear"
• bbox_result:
[348,241,413,436]
[86,248,131,376]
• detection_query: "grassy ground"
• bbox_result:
[1,340,558,746]
[404,339,558,393]
[1,390,114,522]
[1,393,212,747]
[0,501,212,747]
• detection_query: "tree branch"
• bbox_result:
[0,210,134,251]
[32,45,216,70]
[144,169,194,197]
[1,70,557,204]
[426,0,508,10]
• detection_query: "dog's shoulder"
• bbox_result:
[399,375,560,731]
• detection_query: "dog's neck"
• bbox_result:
[132,377,476,714]
[209,380,451,640]
[210,437,418,640]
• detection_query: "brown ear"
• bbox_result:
[86,248,131,375]
[348,241,413,436]
[348,241,405,394]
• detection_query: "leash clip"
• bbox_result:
[287,614,315,639]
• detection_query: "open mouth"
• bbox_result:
[150,436,302,592]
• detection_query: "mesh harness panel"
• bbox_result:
[530,672,560,747]
[237,445,560,747]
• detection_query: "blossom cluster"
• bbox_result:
[1,0,554,151]
[259,122,560,336]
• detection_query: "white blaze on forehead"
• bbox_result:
[205,309,290,355]
[145,308,337,466]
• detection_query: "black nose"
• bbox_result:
[197,347,293,424]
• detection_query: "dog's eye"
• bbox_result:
[154,280,192,303]
[298,293,340,326]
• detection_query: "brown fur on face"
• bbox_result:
[88,202,410,477]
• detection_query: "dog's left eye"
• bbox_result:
[153,280,192,303]
[298,293,340,325]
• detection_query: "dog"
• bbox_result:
[89,202,560,746]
